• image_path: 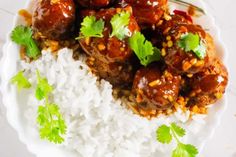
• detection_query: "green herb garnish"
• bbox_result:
[129,32,161,66]
[156,123,198,157]
[36,70,66,144]
[11,70,66,144]
[11,25,40,59]
[35,70,53,100]
[37,102,67,144]
[10,71,31,90]
[177,33,206,59]
[110,11,130,40]
[78,16,105,39]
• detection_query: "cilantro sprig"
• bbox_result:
[177,33,206,59]
[78,16,105,39]
[10,71,31,91]
[156,123,198,157]
[11,25,40,59]
[10,70,67,144]
[35,70,53,100]
[35,70,66,144]
[110,11,130,40]
[37,102,67,144]
[129,32,161,66]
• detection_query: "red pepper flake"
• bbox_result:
[173,10,193,23]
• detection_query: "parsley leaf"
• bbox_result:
[172,143,198,157]
[177,32,206,59]
[11,25,40,59]
[129,32,161,66]
[156,124,172,144]
[110,11,130,40]
[171,123,186,137]
[10,71,31,90]
[78,16,105,39]
[35,70,53,100]
[156,122,198,157]
[37,103,67,144]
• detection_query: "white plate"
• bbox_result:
[0,0,228,156]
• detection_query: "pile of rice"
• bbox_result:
[21,48,207,157]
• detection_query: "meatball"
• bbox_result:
[187,58,228,107]
[142,14,191,49]
[123,0,167,26]
[79,6,140,86]
[156,14,215,74]
[32,0,75,40]
[76,0,112,8]
[132,65,181,110]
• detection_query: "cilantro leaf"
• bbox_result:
[37,103,67,144]
[78,16,104,39]
[110,11,130,40]
[177,32,206,59]
[11,25,40,59]
[178,33,199,52]
[170,123,186,137]
[10,71,31,90]
[129,32,161,66]
[156,122,198,157]
[35,70,53,100]
[172,143,198,157]
[194,41,206,59]
[156,124,172,144]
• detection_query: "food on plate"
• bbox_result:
[14,0,228,118]
[7,0,228,156]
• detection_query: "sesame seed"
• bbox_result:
[182,61,192,71]
[162,42,167,47]
[187,74,193,78]
[166,36,171,41]
[190,58,197,65]
[167,40,173,47]
[85,37,90,45]
[195,60,204,67]
[149,79,161,87]
[161,48,166,56]
[97,44,106,51]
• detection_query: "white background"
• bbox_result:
[0,0,236,156]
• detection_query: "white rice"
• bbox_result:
[20,48,207,157]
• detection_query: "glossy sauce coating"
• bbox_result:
[187,58,228,107]
[132,65,181,110]
[157,14,215,74]
[124,0,167,26]
[76,0,112,8]
[32,0,75,40]
[79,6,140,86]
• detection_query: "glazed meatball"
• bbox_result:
[142,14,191,49]
[79,6,140,86]
[132,65,181,110]
[187,58,228,107]
[76,0,112,8]
[156,14,215,74]
[123,0,167,26]
[32,0,75,40]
